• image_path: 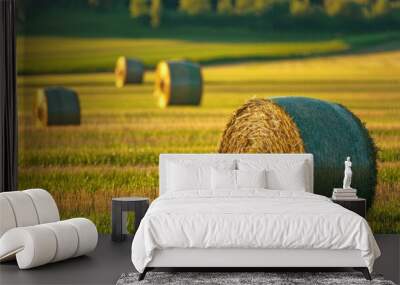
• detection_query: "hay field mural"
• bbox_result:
[17,0,400,235]
[18,49,400,234]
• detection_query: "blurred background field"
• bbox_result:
[17,0,400,234]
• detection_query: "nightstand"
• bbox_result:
[331,198,366,218]
[111,197,150,242]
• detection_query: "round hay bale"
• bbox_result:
[115,57,144,87]
[154,60,203,108]
[218,97,377,207]
[35,87,81,126]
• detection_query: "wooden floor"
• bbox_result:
[0,234,399,285]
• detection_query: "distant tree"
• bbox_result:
[150,0,162,27]
[254,0,274,14]
[235,0,256,14]
[290,0,311,15]
[324,0,364,17]
[324,0,341,15]
[130,0,149,17]
[370,0,390,16]
[217,0,234,14]
[180,0,212,15]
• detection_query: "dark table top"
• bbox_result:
[112,197,149,202]
[331,198,366,202]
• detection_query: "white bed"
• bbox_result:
[131,154,380,280]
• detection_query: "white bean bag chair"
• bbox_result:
[0,189,98,269]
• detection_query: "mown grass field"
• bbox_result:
[16,31,400,74]
[17,36,349,74]
[18,44,400,234]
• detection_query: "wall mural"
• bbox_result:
[17,0,400,234]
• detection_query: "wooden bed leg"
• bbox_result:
[138,268,148,281]
[354,267,372,280]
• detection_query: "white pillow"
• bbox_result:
[266,161,307,191]
[238,159,308,192]
[236,169,267,189]
[166,159,236,192]
[167,162,210,191]
[211,168,236,190]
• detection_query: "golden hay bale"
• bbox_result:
[115,57,144,87]
[219,97,377,207]
[219,98,305,153]
[35,87,81,126]
[154,60,203,108]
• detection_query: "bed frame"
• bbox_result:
[139,154,371,281]
[141,248,370,280]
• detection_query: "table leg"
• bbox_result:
[122,211,128,235]
[112,202,123,242]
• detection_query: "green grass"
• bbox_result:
[17,32,400,75]
[18,49,400,234]
[17,6,400,76]
[17,36,350,74]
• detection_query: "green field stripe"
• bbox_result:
[20,148,400,179]
[370,129,400,136]
[378,148,400,162]
[19,129,222,151]
[378,160,400,182]
[368,181,400,234]
[19,147,219,167]
[17,36,349,74]
[20,151,159,167]
[19,166,159,192]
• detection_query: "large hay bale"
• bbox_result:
[35,87,81,126]
[154,60,203,108]
[219,97,377,207]
[115,57,144,87]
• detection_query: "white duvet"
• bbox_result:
[131,190,380,273]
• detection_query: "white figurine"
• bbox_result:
[343,156,352,189]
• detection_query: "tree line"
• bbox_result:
[132,0,400,29]
[17,0,400,30]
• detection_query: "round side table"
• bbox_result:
[111,197,149,242]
